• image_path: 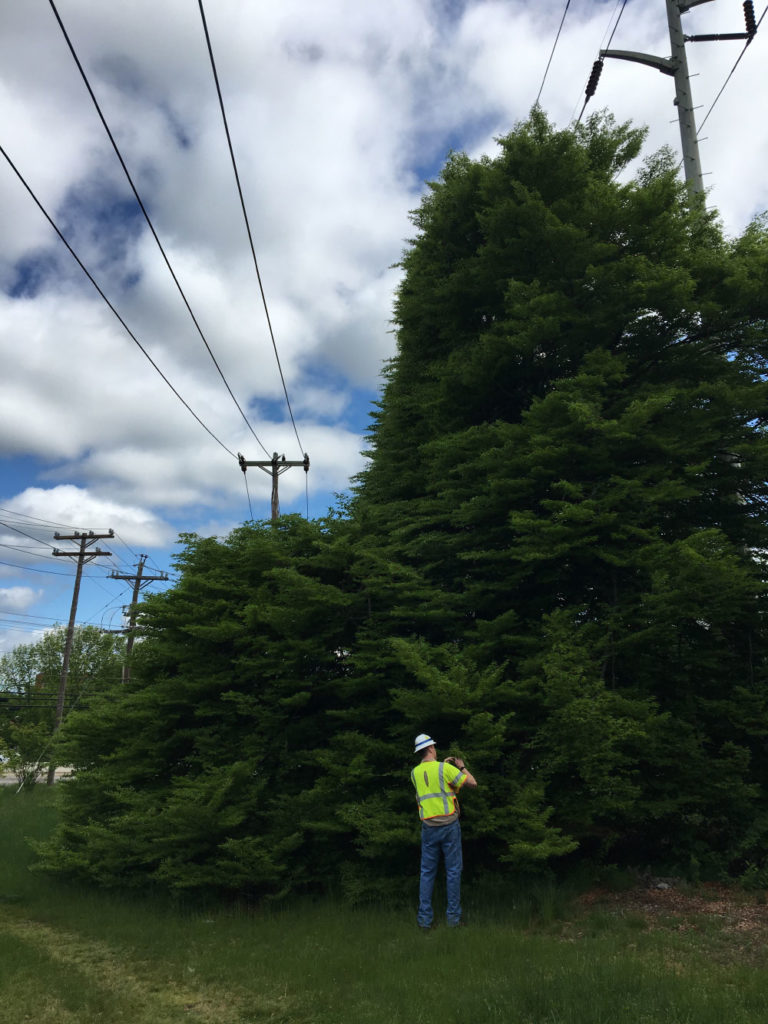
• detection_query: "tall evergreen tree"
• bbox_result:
[354,110,768,875]
[37,516,365,896]
[38,112,768,898]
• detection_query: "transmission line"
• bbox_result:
[0,506,80,530]
[197,0,305,456]
[605,0,630,50]
[0,142,239,460]
[46,0,270,459]
[535,0,572,107]
[0,542,58,558]
[696,3,767,135]
[574,0,630,124]
[1,512,141,576]
[0,520,59,552]
[0,559,75,577]
[242,466,254,520]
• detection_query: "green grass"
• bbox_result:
[2,788,768,1023]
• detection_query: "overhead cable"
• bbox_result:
[535,0,572,108]
[696,3,766,136]
[1,511,142,573]
[575,0,630,124]
[604,0,630,51]
[0,506,81,529]
[46,0,270,459]
[198,0,305,457]
[0,520,58,551]
[0,142,239,460]
[0,541,58,557]
[242,467,254,520]
[0,558,75,576]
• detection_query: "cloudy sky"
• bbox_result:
[0,0,766,655]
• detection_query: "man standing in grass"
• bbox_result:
[411,733,477,930]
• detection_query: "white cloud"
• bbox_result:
[0,0,766,652]
[6,486,175,548]
[0,586,42,613]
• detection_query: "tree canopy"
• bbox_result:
[38,111,768,897]
[0,625,124,786]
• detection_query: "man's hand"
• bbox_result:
[446,756,477,788]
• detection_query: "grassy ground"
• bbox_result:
[2,787,768,1023]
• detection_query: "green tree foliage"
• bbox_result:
[0,625,124,786]
[37,517,367,895]
[38,111,768,897]
[355,110,768,876]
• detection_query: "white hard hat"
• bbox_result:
[414,733,435,753]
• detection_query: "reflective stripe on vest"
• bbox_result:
[411,761,463,820]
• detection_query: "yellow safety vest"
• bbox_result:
[411,760,466,821]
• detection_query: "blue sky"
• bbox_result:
[1,0,767,654]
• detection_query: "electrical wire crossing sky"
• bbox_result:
[0,0,766,653]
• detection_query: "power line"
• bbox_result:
[46,0,271,460]
[0,520,57,549]
[111,531,139,563]
[0,523,131,574]
[0,542,56,555]
[3,518,137,573]
[0,558,75,577]
[605,0,630,51]
[535,0,572,108]
[0,511,141,574]
[0,612,68,628]
[599,0,626,50]
[197,0,305,457]
[0,606,122,629]
[0,141,239,460]
[242,466,254,520]
[696,3,766,136]
[0,506,83,530]
[574,0,630,124]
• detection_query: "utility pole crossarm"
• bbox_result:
[599,0,758,200]
[600,49,678,74]
[238,453,310,470]
[109,555,169,683]
[109,571,169,586]
[53,547,112,559]
[238,451,310,521]
[686,32,753,40]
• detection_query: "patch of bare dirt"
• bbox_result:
[579,882,768,929]
[575,882,768,964]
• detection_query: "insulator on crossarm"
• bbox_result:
[585,59,603,101]
[744,0,757,37]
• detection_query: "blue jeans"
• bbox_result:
[418,819,463,927]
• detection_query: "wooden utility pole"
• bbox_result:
[109,555,169,682]
[238,451,310,520]
[47,529,113,784]
[600,0,757,198]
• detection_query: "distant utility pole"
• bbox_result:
[109,554,169,682]
[600,0,757,197]
[238,451,310,521]
[46,529,113,785]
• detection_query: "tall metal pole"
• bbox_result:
[600,0,716,199]
[667,0,705,195]
[600,0,757,200]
